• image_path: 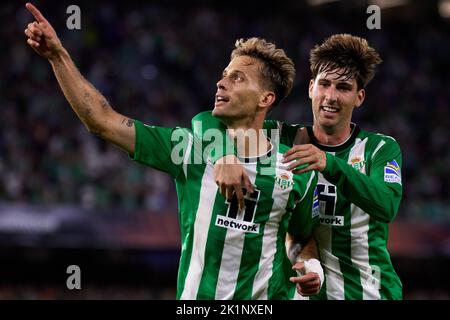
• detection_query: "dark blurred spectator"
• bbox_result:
[0,1,448,219]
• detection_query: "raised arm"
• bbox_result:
[24,3,135,154]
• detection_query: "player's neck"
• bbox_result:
[313,123,353,146]
[227,122,270,158]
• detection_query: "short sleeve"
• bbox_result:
[130,120,191,178]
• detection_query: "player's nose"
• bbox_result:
[216,77,228,90]
[324,86,338,104]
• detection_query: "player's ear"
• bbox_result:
[259,91,275,110]
[355,88,365,108]
[308,79,315,99]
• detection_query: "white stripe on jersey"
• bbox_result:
[300,170,316,202]
[215,162,258,299]
[348,138,381,300]
[182,133,193,177]
[252,153,292,299]
[371,140,385,161]
[350,204,380,299]
[320,246,345,300]
[180,163,218,299]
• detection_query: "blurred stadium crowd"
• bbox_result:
[0,0,449,299]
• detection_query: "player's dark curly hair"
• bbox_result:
[310,34,382,90]
[232,37,295,107]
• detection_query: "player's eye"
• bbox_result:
[338,85,351,91]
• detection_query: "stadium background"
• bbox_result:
[0,0,449,299]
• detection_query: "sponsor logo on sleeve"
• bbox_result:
[312,187,319,218]
[384,159,402,184]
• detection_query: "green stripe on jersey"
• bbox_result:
[233,158,276,299]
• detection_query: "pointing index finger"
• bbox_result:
[26,3,47,23]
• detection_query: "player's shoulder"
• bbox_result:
[359,127,400,146]
[163,126,194,148]
[358,127,402,161]
[264,119,305,130]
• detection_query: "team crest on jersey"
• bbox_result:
[384,160,402,184]
[275,173,294,190]
[312,187,319,218]
[350,157,366,172]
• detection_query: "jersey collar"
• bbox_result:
[306,123,360,152]
[237,138,274,164]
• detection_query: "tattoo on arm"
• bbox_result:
[121,117,134,127]
[83,92,92,103]
[83,107,92,119]
[100,98,110,109]
[81,92,93,118]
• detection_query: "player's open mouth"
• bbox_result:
[216,95,230,103]
[320,106,339,113]
[215,95,230,107]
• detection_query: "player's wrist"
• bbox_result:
[320,152,334,174]
[318,150,327,172]
[48,46,67,63]
[296,257,324,288]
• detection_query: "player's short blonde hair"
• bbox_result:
[310,34,382,90]
[231,37,295,107]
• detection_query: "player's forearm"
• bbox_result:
[49,48,115,136]
[298,236,319,261]
[286,234,318,264]
[323,154,402,223]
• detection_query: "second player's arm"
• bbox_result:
[285,172,323,296]
[283,134,403,223]
[321,142,403,223]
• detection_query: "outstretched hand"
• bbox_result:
[24,3,63,60]
[290,260,322,296]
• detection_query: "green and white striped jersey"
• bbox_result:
[269,121,403,300]
[191,111,403,300]
[131,120,319,300]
